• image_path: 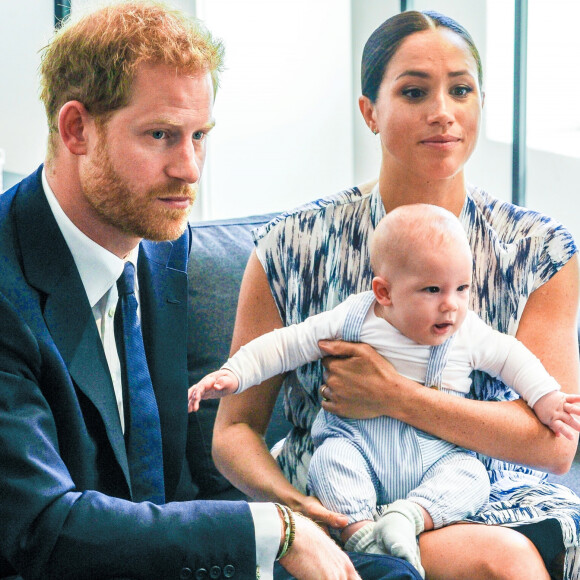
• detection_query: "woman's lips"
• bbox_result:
[420,135,461,149]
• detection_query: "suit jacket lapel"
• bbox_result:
[13,171,131,485]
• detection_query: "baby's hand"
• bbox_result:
[533,391,580,440]
[188,369,239,412]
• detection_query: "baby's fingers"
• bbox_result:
[187,373,222,410]
[213,378,228,391]
[561,408,580,433]
[550,419,577,441]
[564,401,580,417]
[187,387,202,413]
[550,420,573,440]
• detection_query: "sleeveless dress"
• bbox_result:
[253,181,580,577]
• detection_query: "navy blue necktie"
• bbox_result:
[114,261,165,504]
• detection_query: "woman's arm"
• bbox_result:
[320,256,579,474]
[212,251,348,528]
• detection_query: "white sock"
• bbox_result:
[374,500,426,579]
[343,522,384,555]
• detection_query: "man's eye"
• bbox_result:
[151,130,167,140]
[193,131,206,141]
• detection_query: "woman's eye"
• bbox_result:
[451,85,473,98]
[402,87,426,99]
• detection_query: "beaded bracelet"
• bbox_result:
[274,504,290,559]
[284,507,296,557]
[274,503,296,560]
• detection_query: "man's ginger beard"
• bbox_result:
[80,127,197,242]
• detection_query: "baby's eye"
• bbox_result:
[457,284,470,292]
[424,286,440,294]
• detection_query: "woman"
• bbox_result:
[213,10,580,580]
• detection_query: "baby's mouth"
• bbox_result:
[433,322,454,333]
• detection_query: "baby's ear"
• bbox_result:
[372,276,392,306]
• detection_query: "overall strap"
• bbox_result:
[341,289,454,389]
[342,291,377,342]
[424,337,455,389]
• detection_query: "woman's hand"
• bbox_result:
[319,340,405,420]
[291,493,349,533]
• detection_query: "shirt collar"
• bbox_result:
[41,168,138,307]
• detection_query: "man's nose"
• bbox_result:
[166,141,202,184]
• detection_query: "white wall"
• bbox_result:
[0,1,53,177]
[196,0,353,220]
[350,0,399,184]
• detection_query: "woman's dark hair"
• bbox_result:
[361,10,483,103]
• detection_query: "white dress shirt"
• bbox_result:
[41,169,280,578]
[42,169,130,430]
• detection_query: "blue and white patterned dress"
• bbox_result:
[253,181,580,577]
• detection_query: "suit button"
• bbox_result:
[223,564,235,578]
[210,565,221,578]
[194,568,207,579]
[179,568,193,580]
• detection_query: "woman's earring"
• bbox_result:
[373,129,378,135]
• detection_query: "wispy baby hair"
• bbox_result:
[370,204,471,276]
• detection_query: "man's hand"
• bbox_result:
[279,513,361,580]
[187,369,239,412]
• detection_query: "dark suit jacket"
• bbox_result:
[0,167,256,579]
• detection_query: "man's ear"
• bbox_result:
[57,101,93,156]
[372,276,392,306]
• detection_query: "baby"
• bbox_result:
[189,204,580,578]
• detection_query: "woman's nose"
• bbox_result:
[427,92,455,127]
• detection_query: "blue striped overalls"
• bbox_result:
[308,292,490,528]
